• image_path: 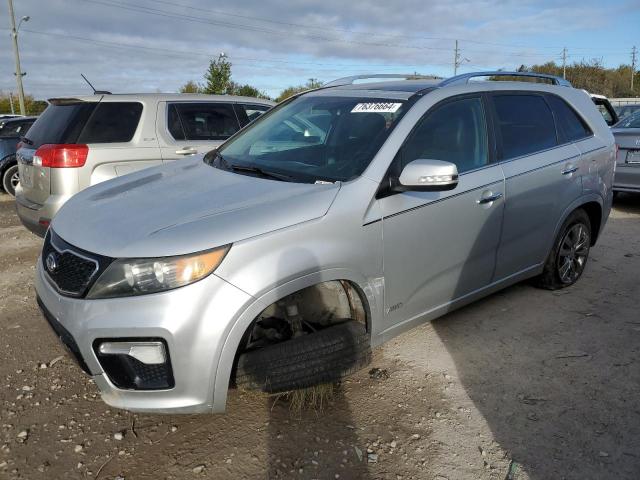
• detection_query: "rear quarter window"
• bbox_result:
[77,102,143,143]
[546,95,592,143]
[493,94,558,160]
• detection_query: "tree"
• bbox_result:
[276,78,323,103]
[0,93,47,115]
[179,80,202,93]
[203,55,232,95]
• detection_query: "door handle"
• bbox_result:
[561,166,578,175]
[175,147,197,155]
[476,192,503,204]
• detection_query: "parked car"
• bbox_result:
[612,110,640,194]
[15,93,274,236]
[614,103,640,121]
[0,116,37,196]
[588,93,619,126]
[35,72,614,414]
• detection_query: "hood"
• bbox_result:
[51,158,340,258]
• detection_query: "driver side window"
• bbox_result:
[401,96,488,174]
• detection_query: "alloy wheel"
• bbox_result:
[556,222,590,284]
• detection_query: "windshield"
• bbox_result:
[615,110,640,129]
[213,95,409,182]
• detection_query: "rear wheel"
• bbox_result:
[2,164,19,197]
[536,209,591,290]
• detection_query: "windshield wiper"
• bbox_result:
[228,164,295,182]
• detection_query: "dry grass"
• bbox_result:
[275,383,336,416]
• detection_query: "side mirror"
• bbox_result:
[396,159,459,192]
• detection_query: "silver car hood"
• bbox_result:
[51,158,340,258]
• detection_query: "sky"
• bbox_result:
[1,0,639,100]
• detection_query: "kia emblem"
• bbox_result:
[46,252,59,273]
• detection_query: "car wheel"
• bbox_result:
[2,164,19,197]
[535,209,591,290]
[235,320,371,393]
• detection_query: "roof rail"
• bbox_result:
[440,71,572,87]
[324,74,442,88]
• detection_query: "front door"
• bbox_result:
[379,95,504,334]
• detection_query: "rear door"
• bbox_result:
[491,92,583,280]
[158,102,242,161]
[17,101,96,205]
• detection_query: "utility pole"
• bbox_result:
[7,0,27,115]
[454,40,459,76]
[632,46,637,92]
[453,40,469,76]
[8,92,15,115]
[561,47,567,79]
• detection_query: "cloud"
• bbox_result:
[0,0,631,99]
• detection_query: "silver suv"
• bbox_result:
[35,72,615,414]
[15,93,274,236]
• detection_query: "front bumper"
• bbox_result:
[35,259,252,413]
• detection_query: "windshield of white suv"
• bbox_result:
[210,95,409,182]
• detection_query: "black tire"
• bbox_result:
[2,164,19,197]
[235,320,371,393]
[535,209,591,290]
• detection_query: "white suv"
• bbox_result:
[15,93,274,236]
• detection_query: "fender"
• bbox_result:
[0,154,16,177]
[549,192,605,254]
[210,267,382,412]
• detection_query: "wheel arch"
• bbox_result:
[552,194,604,251]
[211,269,378,412]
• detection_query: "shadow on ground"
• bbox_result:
[431,199,640,479]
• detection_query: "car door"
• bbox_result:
[158,102,242,161]
[379,95,505,333]
[490,92,584,280]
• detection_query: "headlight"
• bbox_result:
[86,245,230,299]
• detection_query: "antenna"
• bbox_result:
[80,74,112,95]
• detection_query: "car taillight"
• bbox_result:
[34,144,89,168]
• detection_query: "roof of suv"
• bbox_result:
[48,93,275,105]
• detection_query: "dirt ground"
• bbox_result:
[0,192,639,480]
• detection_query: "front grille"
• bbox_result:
[42,230,112,298]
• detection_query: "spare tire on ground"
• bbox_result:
[235,320,371,393]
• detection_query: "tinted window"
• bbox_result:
[77,102,142,143]
[172,103,239,141]
[237,104,271,127]
[546,95,591,143]
[616,110,640,128]
[493,95,557,159]
[402,97,488,174]
[167,104,185,140]
[0,120,33,137]
[22,102,96,148]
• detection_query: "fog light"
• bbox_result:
[99,341,166,364]
[94,339,174,390]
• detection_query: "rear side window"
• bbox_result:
[77,102,142,143]
[236,104,271,127]
[546,95,592,143]
[22,102,96,148]
[169,103,240,141]
[493,94,557,159]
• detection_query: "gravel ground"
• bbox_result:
[0,193,639,480]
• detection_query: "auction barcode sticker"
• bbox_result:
[351,102,402,113]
